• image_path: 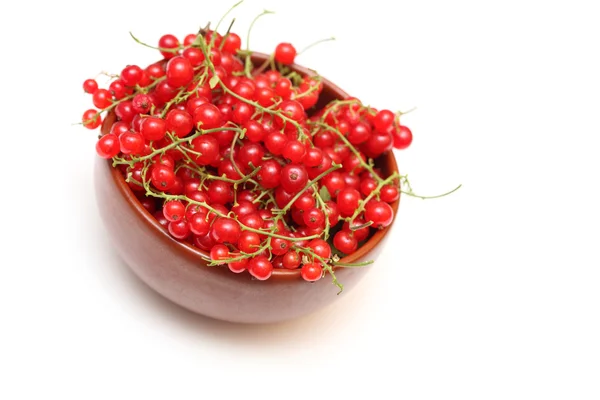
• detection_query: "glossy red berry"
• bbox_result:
[166,56,194,88]
[303,207,325,229]
[365,201,394,228]
[82,109,102,129]
[83,79,98,94]
[151,165,176,191]
[336,188,361,217]
[163,200,185,222]
[373,109,395,132]
[280,164,308,193]
[274,42,297,65]
[248,256,273,280]
[307,239,331,259]
[393,125,413,149]
[95,134,119,158]
[168,220,190,240]
[92,89,112,109]
[301,262,322,282]
[333,230,358,254]
[211,218,242,244]
[158,34,180,59]
[210,244,230,264]
[140,117,167,141]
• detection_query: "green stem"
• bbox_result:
[331,260,374,268]
[129,32,180,53]
[297,36,335,55]
[402,183,462,200]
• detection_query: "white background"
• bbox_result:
[1,0,599,398]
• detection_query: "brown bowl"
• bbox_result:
[94,52,399,323]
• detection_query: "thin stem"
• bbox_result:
[298,36,335,55]
[402,183,462,200]
[245,9,275,52]
[219,18,237,51]
[214,0,244,36]
[331,260,374,268]
[129,32,180,53]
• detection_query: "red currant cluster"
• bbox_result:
[81,25,414,290]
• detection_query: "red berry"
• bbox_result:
[222,33,242,53]
[293,192,315,211]
[165,109,193,138]
[132,93,153,114]
[210,244,230,264]
[280,164,308,193]
[333,230,358,254]
[274,42,297,65]
[115,101,135,123]
[109,80,126,100]
[380,185,400,203]
[238,231,261,254]
[392,125,413,149]
[166,56,194,88]
[119,132,145,155]
[228,258,248,273]
[303,147,323,168]
[183,47,204,66]
[121,65,143,87]
[244,120,266,143]
[238,143,265,169]
[264,132,288,155]
[307,239,331,259]
[151,165,176,191]
[168,220,190,240]
[271,237,291,256]
[373,109,395,132]
[257,160,281,188]
[140,117,167,141]
[211,218,242,244]
[163,200,185,222]
[336,188,361,217]
[343,218,370,242]
[189,213,210,236]
[282,251,301,269]
[301,262,322,282]
[248,256,273,280]
[92,89,112,109]
[365,201,394,228]
[324,201,340,226]
[190,135,219,165]
[283,140,306,163]
[158,34,180,59]
[207,180,233,204]
[303,207,325,229]
[193,103,223,129]
[83,79,98,94]
[347,122,371,145]
[95,134,119,158]
[82,109,102,129]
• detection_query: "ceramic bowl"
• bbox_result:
[94,53,399,323]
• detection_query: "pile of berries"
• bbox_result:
[81,24,413,290]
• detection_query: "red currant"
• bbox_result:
[274,42,297,65]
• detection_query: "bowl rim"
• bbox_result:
[100,51,400,280]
